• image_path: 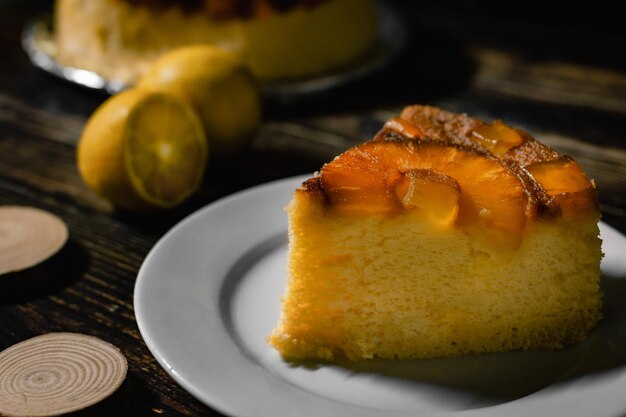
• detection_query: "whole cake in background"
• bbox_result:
[269,105,603,361]
[54,0,378,84]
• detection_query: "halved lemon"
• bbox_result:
[138,45,261,158]
[77,89,207,210]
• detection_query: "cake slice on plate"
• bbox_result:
[269,105,602,361]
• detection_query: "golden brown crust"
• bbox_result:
[396,105,484,149]
[297,176,325,199]
[395,105,564,168]
[503,133,561,166]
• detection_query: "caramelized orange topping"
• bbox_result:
[383,117,423,140]
[398,105,480,148]
[302,105,598,246]
[318,144,397,214]
[471,120,524,155]
[394,105,561,166]
[526,157,590,195]
[393,169,460,225]
[319,140,529,247]
[526,157,598,218]
[502,139,561,167]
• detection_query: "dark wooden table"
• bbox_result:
[1,1,625,416]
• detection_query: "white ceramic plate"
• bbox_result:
[134,175,626,417]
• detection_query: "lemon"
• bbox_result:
[138,45,262,158]
[77,89,207,210]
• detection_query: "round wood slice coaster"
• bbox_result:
[0,206,68,276]
[0,333,128,417]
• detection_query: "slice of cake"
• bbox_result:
[55,0,378,85]
[269,105,602,361]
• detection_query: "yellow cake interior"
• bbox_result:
[274,195,601,360]
[269,105,603,361]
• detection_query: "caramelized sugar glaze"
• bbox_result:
[300,105,599,247]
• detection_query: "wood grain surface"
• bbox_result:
[0,1,624,416]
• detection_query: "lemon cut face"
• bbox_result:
[124,93,207,208]
[78,89,207,210]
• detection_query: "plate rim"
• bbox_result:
[134,175,626,417]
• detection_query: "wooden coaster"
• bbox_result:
[0,333,128,417]
[0,206,68,276]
